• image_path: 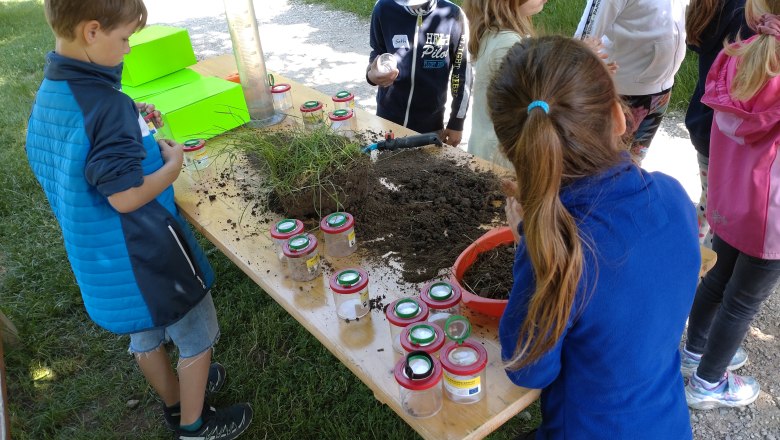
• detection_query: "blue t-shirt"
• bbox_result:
[499,161,699,439]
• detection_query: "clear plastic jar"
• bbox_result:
[182,139,210,171]
[440,340,488,404]
[394,352,443,418]
[282,234,321,282]
[330,268,370,321]
[386,298,429,353]
[141,111,160,138]
[269,219,304,261]
[400,322,445,358]
[271,83,293,112]
[320,212,356,258]
[420,280,462,330]
[328,109,357,138]
[299,100,325,129]
[331,90,355,110]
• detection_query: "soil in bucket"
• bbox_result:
[460,244,515,300]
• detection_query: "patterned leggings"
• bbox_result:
[621,89,672,164]
[697,152,714,248]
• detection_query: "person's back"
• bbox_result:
[489,36,699,439]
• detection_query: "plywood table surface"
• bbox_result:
[174,55,539,440]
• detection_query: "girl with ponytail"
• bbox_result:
[490,36,700,439]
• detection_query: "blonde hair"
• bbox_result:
[462,0,535,59]
[488,36,623,370]
[724,0,780,100]
[44,0,147,40]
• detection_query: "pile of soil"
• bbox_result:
[460,245,515,300]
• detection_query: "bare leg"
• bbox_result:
[178,348,211,426]
[135,346,179,407]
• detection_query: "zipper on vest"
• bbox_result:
[403,14,422,127]
[167,224,206,290]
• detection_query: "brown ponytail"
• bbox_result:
[488,36,623,370]
[686,0,724,47]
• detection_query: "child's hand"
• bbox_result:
[136,102,164,128]
[157,138,183,168]
[367,57,399,87]
[440,129,462,148]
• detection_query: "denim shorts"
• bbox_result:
[129,292,220,358]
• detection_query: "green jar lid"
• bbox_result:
[337,270,361,287]
[333,109,350,117]
[395,298,420,319]
[405,353,433,379]
[429,282,454,301]
[288,234,310,251]
[409,324,436,345]
[303,100,321,109]
[326,212,348,227]
[336,91,351,99]
[444,315,472,344]
[276,219,297,234]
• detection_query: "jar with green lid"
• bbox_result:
[328,109,357,138]
[182,139,210,171]
[320,212,356,258]
[329,268,370,320]
[282,233,321,281]
[394,351,443,418]
[270,218,304,261]
[440,340,488,404]
[400,322,445,358]
[299,100,325,129]
[331,90,355,110]
[419,280,462,330]
[385,297,429,353]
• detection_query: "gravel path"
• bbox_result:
[145,1,780,438]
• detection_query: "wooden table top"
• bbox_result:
[176,54,539,440]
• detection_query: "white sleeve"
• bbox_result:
[574,0,626,40]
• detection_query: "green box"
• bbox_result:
[122,68,202,101]
[122,25,197,87]
[152,76,249,142]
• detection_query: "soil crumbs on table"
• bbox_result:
[460,245,515,300]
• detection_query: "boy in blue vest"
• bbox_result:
[25,1,252,439]
[367,0,472,147]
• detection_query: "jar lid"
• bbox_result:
[329,268,369,294]
[320,212,354,234]
[300,100,323,112]
[394,351,442,391]
[289,235,310,250]
[444,314,471,343]
[420,280,461,310]
[142,111,155,122]
[440,340,488,376]
[401,322,445,354]
[282,233,317,257]
[270,218,303,239]
[409,324,435,344]
[329,109,353,121]
[271,83,291,93]
[395,298,420,318]
[332,90,354,102]
[386,297,429,326]
[182,139,205,152]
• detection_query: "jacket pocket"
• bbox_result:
[166,220,206,290]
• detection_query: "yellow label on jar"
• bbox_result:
[194,149,208,161]
[360,288,369,307]
[347,231,356,247]
[306,254,320,272]
[444,374,482,396]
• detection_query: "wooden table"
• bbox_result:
[178,55,539,440]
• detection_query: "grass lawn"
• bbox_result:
[0,1,544,439]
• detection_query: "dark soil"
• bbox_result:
[460,245,515,300]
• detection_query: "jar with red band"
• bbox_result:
[328,109,356,137]
[420,280,462,330]
[282,233,321,282]
[299,100,325,129]
[182,139,209,171]
[394,351,443,418]
[400,322,445,358]
[270,219,304,261]
[386,297,429,353]
[320,212,356,258]
[331,90,355,110]
[271,83,293,111]
[440,340,488,404]
[329,268,370,320]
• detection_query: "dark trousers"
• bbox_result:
[686,235,780,382]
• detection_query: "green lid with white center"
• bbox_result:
[444,315,471,344]
[336,91,351,99]
[276,219,297,234]
[429,282,453,301]
[303,100,320,109]
[337,270,360,287]
[395,298,421,319]
[409,324,436,345]
[327,212,347,227]
[288,234,310,251]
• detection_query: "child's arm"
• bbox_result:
[574,0,627,42]
[442,9,472,147]
[366,4,398,87]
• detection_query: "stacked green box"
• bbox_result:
[122,26,197,87]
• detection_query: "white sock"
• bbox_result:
[693,372,722,389]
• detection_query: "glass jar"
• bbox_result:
[299,100,325,129]
[331,90,355,110]
[440,340,488,404]
[182,139,210,171]
[400,322,445,358]
[386,297,429,353]
[282,234,321,282]
[269,218,304,261]
[320,212,356,258]
[420,280,462,330]
[328,109,357,137]
[329,268,370,321]
[394,351,443,418]
[271,83,293,112]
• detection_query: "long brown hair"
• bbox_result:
[725,0,780,100]
[462,0,535,59]
[488,36,623,370]
[686,0,724,46]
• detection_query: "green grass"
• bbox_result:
[0,1,541,439]
[301,0,697,112]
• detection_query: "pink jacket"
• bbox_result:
[702,40,780,258]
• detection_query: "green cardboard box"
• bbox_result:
[152,76,250,142]
[122,25,197,87]
[122,68,202,101]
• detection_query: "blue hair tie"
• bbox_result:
[527,100,550,114]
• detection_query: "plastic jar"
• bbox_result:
[330,268,370,321]
[400,322,445,358]
[328,109,357,137]
[271,83,293,112]
[440,340,488,404]
[394,351,443,418]
[331,90,355,110]
[269,219,304,261]
[141,111,160,137]
[320,212,356,258]
[420,280,462,330]
[182,139,210,171]
[300,100,325,129]
[282,234,321,282]
[386,298,429,353]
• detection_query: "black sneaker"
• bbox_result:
[174,403,253,440]
[163,363,227,430]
